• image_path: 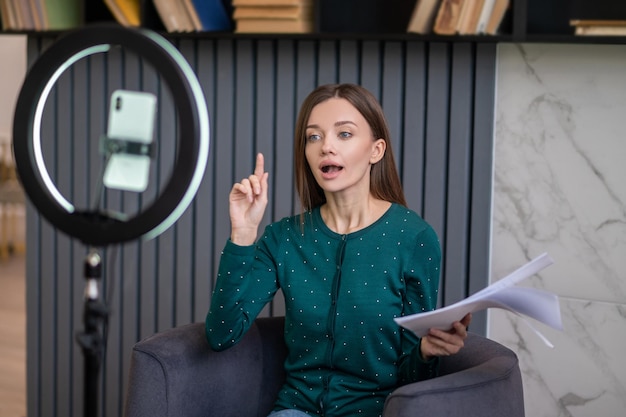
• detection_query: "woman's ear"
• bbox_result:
[370,138,386,164]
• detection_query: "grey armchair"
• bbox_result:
[124,316,524,417]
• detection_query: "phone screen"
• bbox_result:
[102,90,157,192]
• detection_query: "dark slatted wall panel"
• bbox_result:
[24,35,496,417]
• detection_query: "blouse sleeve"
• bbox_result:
[205,223,282,351]
[397,224,442,384]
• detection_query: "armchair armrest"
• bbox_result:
[383,333,524,417]
[124,317,286,417]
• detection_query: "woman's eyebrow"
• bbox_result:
[306,120,357,130]
[335,120,357,128]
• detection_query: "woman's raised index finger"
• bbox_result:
[254,153,265,176]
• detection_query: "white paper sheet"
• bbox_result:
[394,253,563,345]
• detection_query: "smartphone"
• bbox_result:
[102,90,157,192]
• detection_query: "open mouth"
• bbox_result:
[321,164,343,174]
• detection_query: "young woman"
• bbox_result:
[206,84,471,417]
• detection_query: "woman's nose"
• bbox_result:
[320,135,335,154]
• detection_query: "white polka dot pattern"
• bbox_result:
[206,203,440,417]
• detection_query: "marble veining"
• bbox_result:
[491,43,626,417]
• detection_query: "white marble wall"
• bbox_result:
[491,43,626,417]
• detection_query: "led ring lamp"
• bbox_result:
[12,24,210,246]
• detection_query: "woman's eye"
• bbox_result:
[307,133,321,142]
[339,131,352,139]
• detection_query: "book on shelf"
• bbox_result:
[395,253,563,347]
[185,0,232,31]
[14,0,34,29]
[575,26,626,35]
[420,0,507,36]
[104,0,141,27]
[233,0,313,33]
[433,0,464,35]
[456,0,485,35]
[29,0,48,29]
[183,0,204,31]
[570,1,626,36]
[475,0,494,33]
[407,0,442,34]
[44,0,82,30]
[233,5,312,20]
[232,0,312,5]
[4,0,146,30]
[483,0,508,35]
[570,20,626,36]
[1,0,45,30]
[0,0,17,30]
[235,16,313,33]
[152,0,195,32]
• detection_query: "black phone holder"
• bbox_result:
[99,135,158,158]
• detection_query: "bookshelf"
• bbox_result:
[0,0,625,44]
[402,0,626,44]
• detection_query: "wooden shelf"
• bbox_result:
[7,28,626,47]
[4,0,626,45]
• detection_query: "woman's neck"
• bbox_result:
[320,195,391,235]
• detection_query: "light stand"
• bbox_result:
[76,250,108,417]
[12,24,210,417]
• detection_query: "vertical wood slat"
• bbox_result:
[137,58,159,343]
[381,41,404,166]
[423,42,451,312]
[23,41,42,417]
[212,39,236,317]
[55,55,74,417]
[274,39,297,222]
[468,42,498,335]
[175,39,197,329]
[24,37,43,417]
[444,42,474,307]
[191,38,215,324]
[25,35,495,417]
[37,33,59,417]
[401,41,427,213]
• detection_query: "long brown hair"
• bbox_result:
[294,83,407,212]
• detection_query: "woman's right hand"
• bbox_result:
[229,153,269,245]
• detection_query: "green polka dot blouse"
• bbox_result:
[206,203,441,417]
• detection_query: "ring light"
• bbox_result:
[12,24,210,246]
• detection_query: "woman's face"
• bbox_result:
[304,98,385,197]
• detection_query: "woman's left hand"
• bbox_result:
[420,313,472,360]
